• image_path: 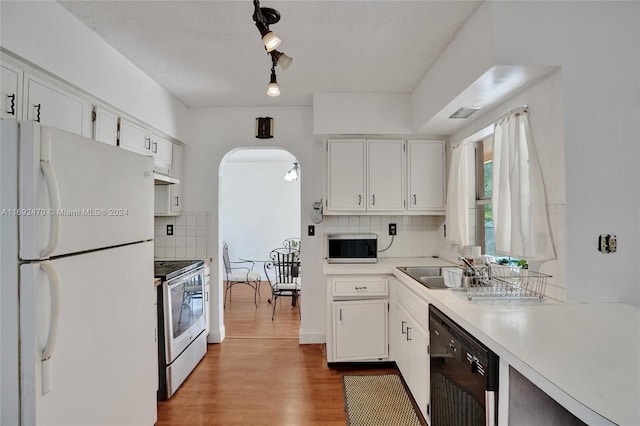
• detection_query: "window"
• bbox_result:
[475,135,527,267]
[475,137,495,256]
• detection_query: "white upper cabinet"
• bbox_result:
[24,73,86,136]
[327,138,444,215]
[327,139,366,211]
[1,63,22,120]
[119,118,152,156]
[407,140,445,212]
[92,106,118,146]
[151,134,173,175]
[367,140,405,211]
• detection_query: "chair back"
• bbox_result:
[222,242,232,274]
[283,238,301,251]
[269,247,300,284]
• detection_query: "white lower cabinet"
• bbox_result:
[391,279,430,421]
[333,299,388,361]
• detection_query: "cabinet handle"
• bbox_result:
[358,194,362,206]
[339,308,343,323]
[34,104,41,122]
[152,141,158,153]
[354,286,367,291]
[7,94,16,116]
[372,194,375,206]
[174,196,179,207]
[401,320,407,335]
[406,326,412,341]
[413,194,417,205]
[144,137,151,150]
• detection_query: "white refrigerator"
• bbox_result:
[1,120,157,425]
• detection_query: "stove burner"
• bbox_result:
[154,260,204,281]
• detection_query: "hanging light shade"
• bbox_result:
[262,31,281,52]
[272,50,293,70]
[267,71,280,97]
[284,162,300,182]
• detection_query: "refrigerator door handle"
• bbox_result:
[40,261,61,363]
[40,261,61,395]
[40,153,61,258]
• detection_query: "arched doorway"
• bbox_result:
[218,148,301,338]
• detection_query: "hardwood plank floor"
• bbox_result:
[156,282,397,425]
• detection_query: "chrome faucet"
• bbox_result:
[458,256,478,275]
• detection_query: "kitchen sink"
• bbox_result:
[397,266,461,289]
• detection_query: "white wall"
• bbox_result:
[0,0,189,141]
[184,106,326,343]
[313,93,412,134]
[490,1,639,304]
[221,159,301,261]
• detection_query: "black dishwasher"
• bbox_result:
[429,306,499,426]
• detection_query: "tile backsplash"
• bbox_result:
[323,215,446,258]
[154,210,212,259]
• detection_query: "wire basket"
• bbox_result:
[446,265,550,301]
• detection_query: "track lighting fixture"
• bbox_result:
[253,0,292,96]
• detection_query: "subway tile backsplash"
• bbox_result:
[154,211,212,259]
[323,215,446,258]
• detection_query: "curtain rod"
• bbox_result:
[452,104,529,150]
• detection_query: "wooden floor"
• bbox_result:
[156,282,396,425]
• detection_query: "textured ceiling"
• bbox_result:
[58,0,482,108]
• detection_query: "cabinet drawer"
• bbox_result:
[332,278,388,297]
[395,281,429,326]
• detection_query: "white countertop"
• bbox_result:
[325,258,640,425]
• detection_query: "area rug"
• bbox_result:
[342,373,424,426]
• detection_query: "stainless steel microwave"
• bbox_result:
[326,233,378,263]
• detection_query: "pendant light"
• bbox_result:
[267,61,280,97]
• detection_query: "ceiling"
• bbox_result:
[57,0,482,109]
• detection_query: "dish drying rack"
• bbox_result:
[446,265,550,301]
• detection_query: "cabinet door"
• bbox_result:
[92,106,118,146]
[25,74,85,136]
[400,303,430,419]
[407,140,445,211]
[368,140,405,211]
[169,144,183,213]
[1,63,22,120]
[327,139,366,211]
[333,300,388,361]
[152,135,173,175]
[119,119,152,156]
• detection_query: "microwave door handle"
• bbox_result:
[40,140,61,258]
[40,261,61,395]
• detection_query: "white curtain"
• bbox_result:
[492,108,556,260]
[445,141,471,246]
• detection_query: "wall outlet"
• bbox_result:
[308,225,315,236]
[598,234,617,253]
[389,223,397,236]
[166,224,173,236]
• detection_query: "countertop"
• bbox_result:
[325,257,640,426]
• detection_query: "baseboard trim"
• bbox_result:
[299,330,325,344]
[207,325,225,343]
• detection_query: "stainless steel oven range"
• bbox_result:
[155,260,207,400]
